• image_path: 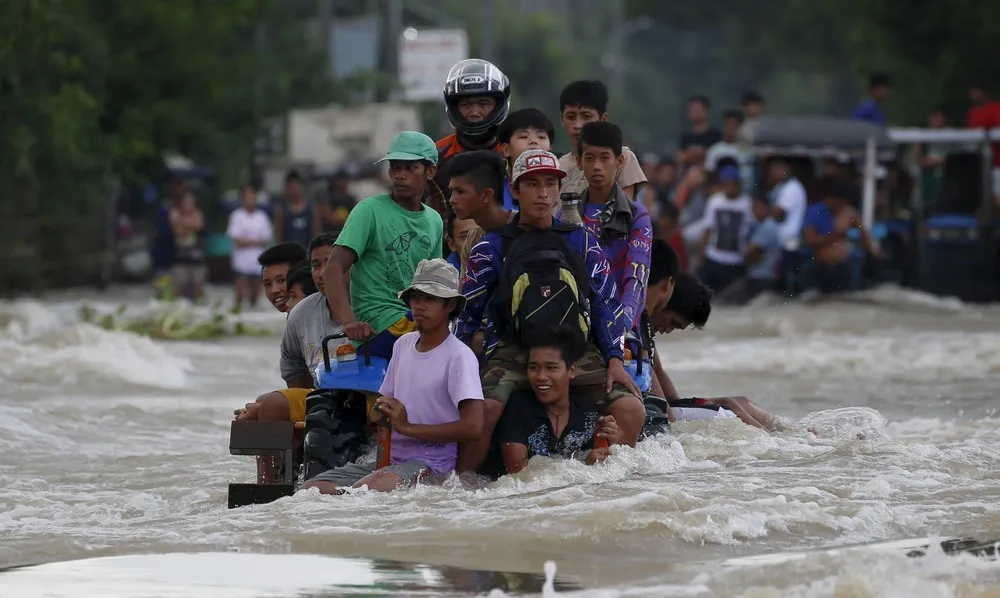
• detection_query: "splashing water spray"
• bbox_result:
[542,560,558,597]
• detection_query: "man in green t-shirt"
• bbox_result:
[322,131,444,357]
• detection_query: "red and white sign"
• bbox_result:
[398,28,469,102]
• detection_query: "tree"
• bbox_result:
[0,0,336,293]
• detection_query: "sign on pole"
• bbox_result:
[398,28,469,102]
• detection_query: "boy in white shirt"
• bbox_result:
[227,183,274,309]
[697,165,754,292]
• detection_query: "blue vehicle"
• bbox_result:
[228,333,670,508]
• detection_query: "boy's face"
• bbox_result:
[309,244,334,296]
[286,282,307,311]
[503,127,551,163]
[527,346,574,406]
[650,307,691,334]
[579,142,623,189]
[928,111,947,128]
[512,174,561,221]
[261,263,291,312]
[448,175,489,220]
[409,290,453,331]
[645,277,675,317]
[447,217,478,254]
[560,104,606,147]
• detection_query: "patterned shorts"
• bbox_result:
[481,342,633,408]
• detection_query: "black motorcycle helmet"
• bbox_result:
[443,59,511,141]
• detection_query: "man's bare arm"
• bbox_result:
[321,245,359,324]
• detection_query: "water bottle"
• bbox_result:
[558,192,584,227]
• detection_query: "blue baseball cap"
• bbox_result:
[719,165,741,182]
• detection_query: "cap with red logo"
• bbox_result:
[510,149,567,185]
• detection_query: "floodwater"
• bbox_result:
[1,284,999,597]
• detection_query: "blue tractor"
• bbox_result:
[227,334,670,508]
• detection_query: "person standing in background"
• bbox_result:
[851,73,892,127]
[697,166,754,293]
[966,83,1000,207]
[676,95,722,168]
[318,170,357,232]
[151,177,189,298]
[273,170,319,248]
[767,157,808,293]
[741,92,766,120]
[705,110,755,196]
[913,107,950,210]
[169,192,207,301]
[228,184,273,310]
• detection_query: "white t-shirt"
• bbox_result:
[773,178,807,248]
[702,192,754,266]
[227,208,273,275]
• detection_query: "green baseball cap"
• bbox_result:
[375,131,439,166]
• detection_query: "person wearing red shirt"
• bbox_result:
[966,83,1000,202]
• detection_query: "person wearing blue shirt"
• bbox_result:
[851,73,892,127]
[455,149,645,474]
[444,210,477,275]
[744,195,782,298]
[801,180,880,294]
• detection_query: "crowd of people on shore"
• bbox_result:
[230,58,786,496]
[153,170,358,307]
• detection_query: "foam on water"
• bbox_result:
[1,287,999,597]
[0,300,192,390]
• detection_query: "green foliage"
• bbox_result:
[0,0,335,294]
[78,301,271,340]
[625,0,998,127]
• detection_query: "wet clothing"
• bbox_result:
[496,392,598,460]
[307,459,431,488]
[456,215,626,362]
[575,187,653,332]
[480,341,632,407]
[379,332,484,474]
[277,387,311,423]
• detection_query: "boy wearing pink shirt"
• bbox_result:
[301,259,485,494]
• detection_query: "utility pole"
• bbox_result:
[387,0,403,100]
[482,0,495,61]
[610,0,624,94]
[319,0,334,77]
